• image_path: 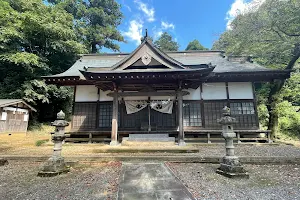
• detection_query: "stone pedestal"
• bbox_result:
[37,156,69,177]
[216,107,249,178]
[216,156,249,178]
[0,158,8,166]
[38,111,69,177]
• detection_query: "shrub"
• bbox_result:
[35,139,49,146]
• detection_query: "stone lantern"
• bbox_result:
[38,110,69,177]
[216,106,249,178]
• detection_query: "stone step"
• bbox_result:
[126,134,175,142]
[121,140,176,147]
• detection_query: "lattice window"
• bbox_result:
[230,101,257,129]
[203,101,227,128]
[230,102,255,115]
[183,101,202,127]
[99,102,113,128]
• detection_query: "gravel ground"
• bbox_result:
[167,162,300,200]
[0,161,121,200]
[194,144,300,157]
[2,143,300,158]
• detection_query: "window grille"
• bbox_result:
[183,101,202,127]
[99,102,113,128]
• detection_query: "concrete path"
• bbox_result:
[118,162,195,200]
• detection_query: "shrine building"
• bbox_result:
[44,36,291,145]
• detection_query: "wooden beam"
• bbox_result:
[107,91,190,97]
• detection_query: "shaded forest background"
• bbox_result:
[0,0,299,140]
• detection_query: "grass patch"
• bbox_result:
[35,139,49,146]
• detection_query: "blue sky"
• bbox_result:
[110,0,260,53]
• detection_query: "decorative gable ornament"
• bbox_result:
[141,54,152,65]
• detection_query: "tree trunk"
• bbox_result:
[91,42,97,53]
[266,82,280,140]
[267,103,278,140]
[266,44,300,139]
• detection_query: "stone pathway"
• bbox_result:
[118,162,195,200]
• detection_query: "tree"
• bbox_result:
[212,0,300,139]
[154,32,179,51]
[185,39,208,51]
[0,0,86,121]
[48,0,124,53]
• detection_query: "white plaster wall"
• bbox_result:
[75,85,98,102]
[183,87,201,100]
[202,83,227,100]
[228,82,254,99]
[99,90,113,101]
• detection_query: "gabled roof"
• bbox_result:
[0,99,37,112]
[111,37,185,70]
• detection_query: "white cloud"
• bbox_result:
[226,0,266,29]
[134,0,155,22]
[122,20,143,45]
[161,21,175,30]
[152,21,176,40]
[153,30,163,40]
[124,5,132,12]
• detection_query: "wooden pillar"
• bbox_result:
[177,89,186,146]
[110,89,119,146]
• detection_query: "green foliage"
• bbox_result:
[0,0,87,127]
[276,101,300,138]
[49,0,124,53]
[212,0,300,68]
[185,39,208,51]
[154,32,179,51]
[35,139,49,146]
[212,0,300,138]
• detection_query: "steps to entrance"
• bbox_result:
[124,134,175,142]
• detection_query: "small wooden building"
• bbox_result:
[44,36,291,144]
[0,99,36,133]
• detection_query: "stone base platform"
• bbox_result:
[125,134,175,142]
[0,158,8,166]
[216,156,249,179]
[37,157,69,177]
[216,169,249,179]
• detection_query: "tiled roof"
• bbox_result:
[44,51,272,78]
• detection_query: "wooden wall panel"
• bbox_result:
[72,103,97,130]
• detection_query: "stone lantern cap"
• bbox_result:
[217,106,237,125]
[222,106,231,116]
[51,110,69,127]
[57,110,65,120]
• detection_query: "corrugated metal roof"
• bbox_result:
[45,51,270,78]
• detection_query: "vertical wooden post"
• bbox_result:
[110,88,119,146]
[207,132,211,144]
[177,89,186,146]
[95,88,100,129]
[89,133,92,144]
[237,132,241,144]
[225,82,230,107]
[71,86,76,130]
